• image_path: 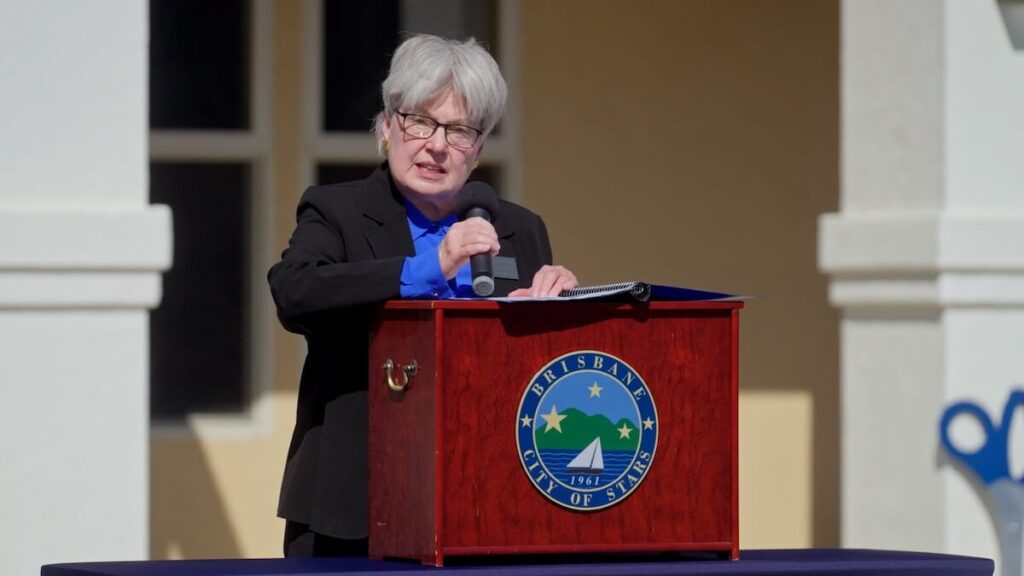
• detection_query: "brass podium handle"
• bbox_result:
[384,358,418,392]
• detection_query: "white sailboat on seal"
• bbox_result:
[566,437,604,473]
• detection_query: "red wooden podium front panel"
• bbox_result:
[369,301,740,564]
[440,304,735,552]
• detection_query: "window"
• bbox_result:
[147,0,518,425]
[148,0,271,424]
[149,0,250,130]
[149,163,250,417]
[308,0,519,201]
[316,163,501,189]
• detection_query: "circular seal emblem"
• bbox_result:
[516,350,658,511]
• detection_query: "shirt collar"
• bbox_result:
[404,198,458,240]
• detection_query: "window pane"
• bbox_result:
[150,162,250,418]
[322,0,498,133]
[322,2,399,133]
[317,163,379,186]
[317,163,503,198]
[150,0,250,130]
[401,0,498,60]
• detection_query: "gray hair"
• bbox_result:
[373,34,507,152]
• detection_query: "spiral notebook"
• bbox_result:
[480,281,742,302]
[557,281,739,302]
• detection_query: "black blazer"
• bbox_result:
[268,164,553,539]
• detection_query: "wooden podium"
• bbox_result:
[367,300,742,566]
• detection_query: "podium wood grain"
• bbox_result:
[368,301,741,565]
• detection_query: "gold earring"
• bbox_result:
[382,139,390,153]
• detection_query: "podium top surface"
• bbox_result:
[380,300,744,311]
[42,549,992,576]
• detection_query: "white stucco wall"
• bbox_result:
[946,1,1024,211]
[0,2,170,574]
[0,1,147,205]
[822,0,1024,569]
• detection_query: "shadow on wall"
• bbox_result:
[150,435,242,559]
[998,0,1024,50]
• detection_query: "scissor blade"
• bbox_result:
[988,479,1024,576]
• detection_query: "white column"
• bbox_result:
[821,0,1024,566]
[0,2,171,575]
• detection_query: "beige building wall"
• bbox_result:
[518,0,839,547]
[150,0,839,558]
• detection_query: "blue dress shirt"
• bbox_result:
[399,199,474,298]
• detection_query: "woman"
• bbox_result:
[268,34,577,557]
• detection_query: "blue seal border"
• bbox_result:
[515,350,659,511]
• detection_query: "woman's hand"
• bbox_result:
[508,265,578,298]
[438,217,500,280]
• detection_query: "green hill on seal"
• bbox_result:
[534,407,639,451]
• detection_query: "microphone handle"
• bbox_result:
[470,252,495,296]
[463,205,495,296]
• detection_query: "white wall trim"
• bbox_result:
[0,271,163,309]
[828,271,1024,308]
[820,212,1024,273]
[0,206,171,271]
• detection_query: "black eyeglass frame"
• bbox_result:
[394,111,483,149]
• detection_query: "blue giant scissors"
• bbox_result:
[940,390,1024,485]
[940,389,1024,576]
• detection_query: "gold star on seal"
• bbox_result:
[520,414,533,427]
[588,382,603,398]
[642,417,655,430]
[541,405,567,433]
[618,423,633,439]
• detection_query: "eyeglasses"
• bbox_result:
[395,111,483,149]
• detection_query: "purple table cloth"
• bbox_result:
[41,549,993,576]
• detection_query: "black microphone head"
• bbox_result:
[455,181,500,221]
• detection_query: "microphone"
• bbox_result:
[455,181,500,296]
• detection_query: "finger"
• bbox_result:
[452,227,498,254]
[458,217,498,239]
[460,239,499,258]
[507,288,530,298]
[439,237,493,278]
[540,267,577,297]
[526,270,542,298]
[445,229,498,256]
[554,270,578,294]
[540,272,561,297]
[529,266,556,298]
